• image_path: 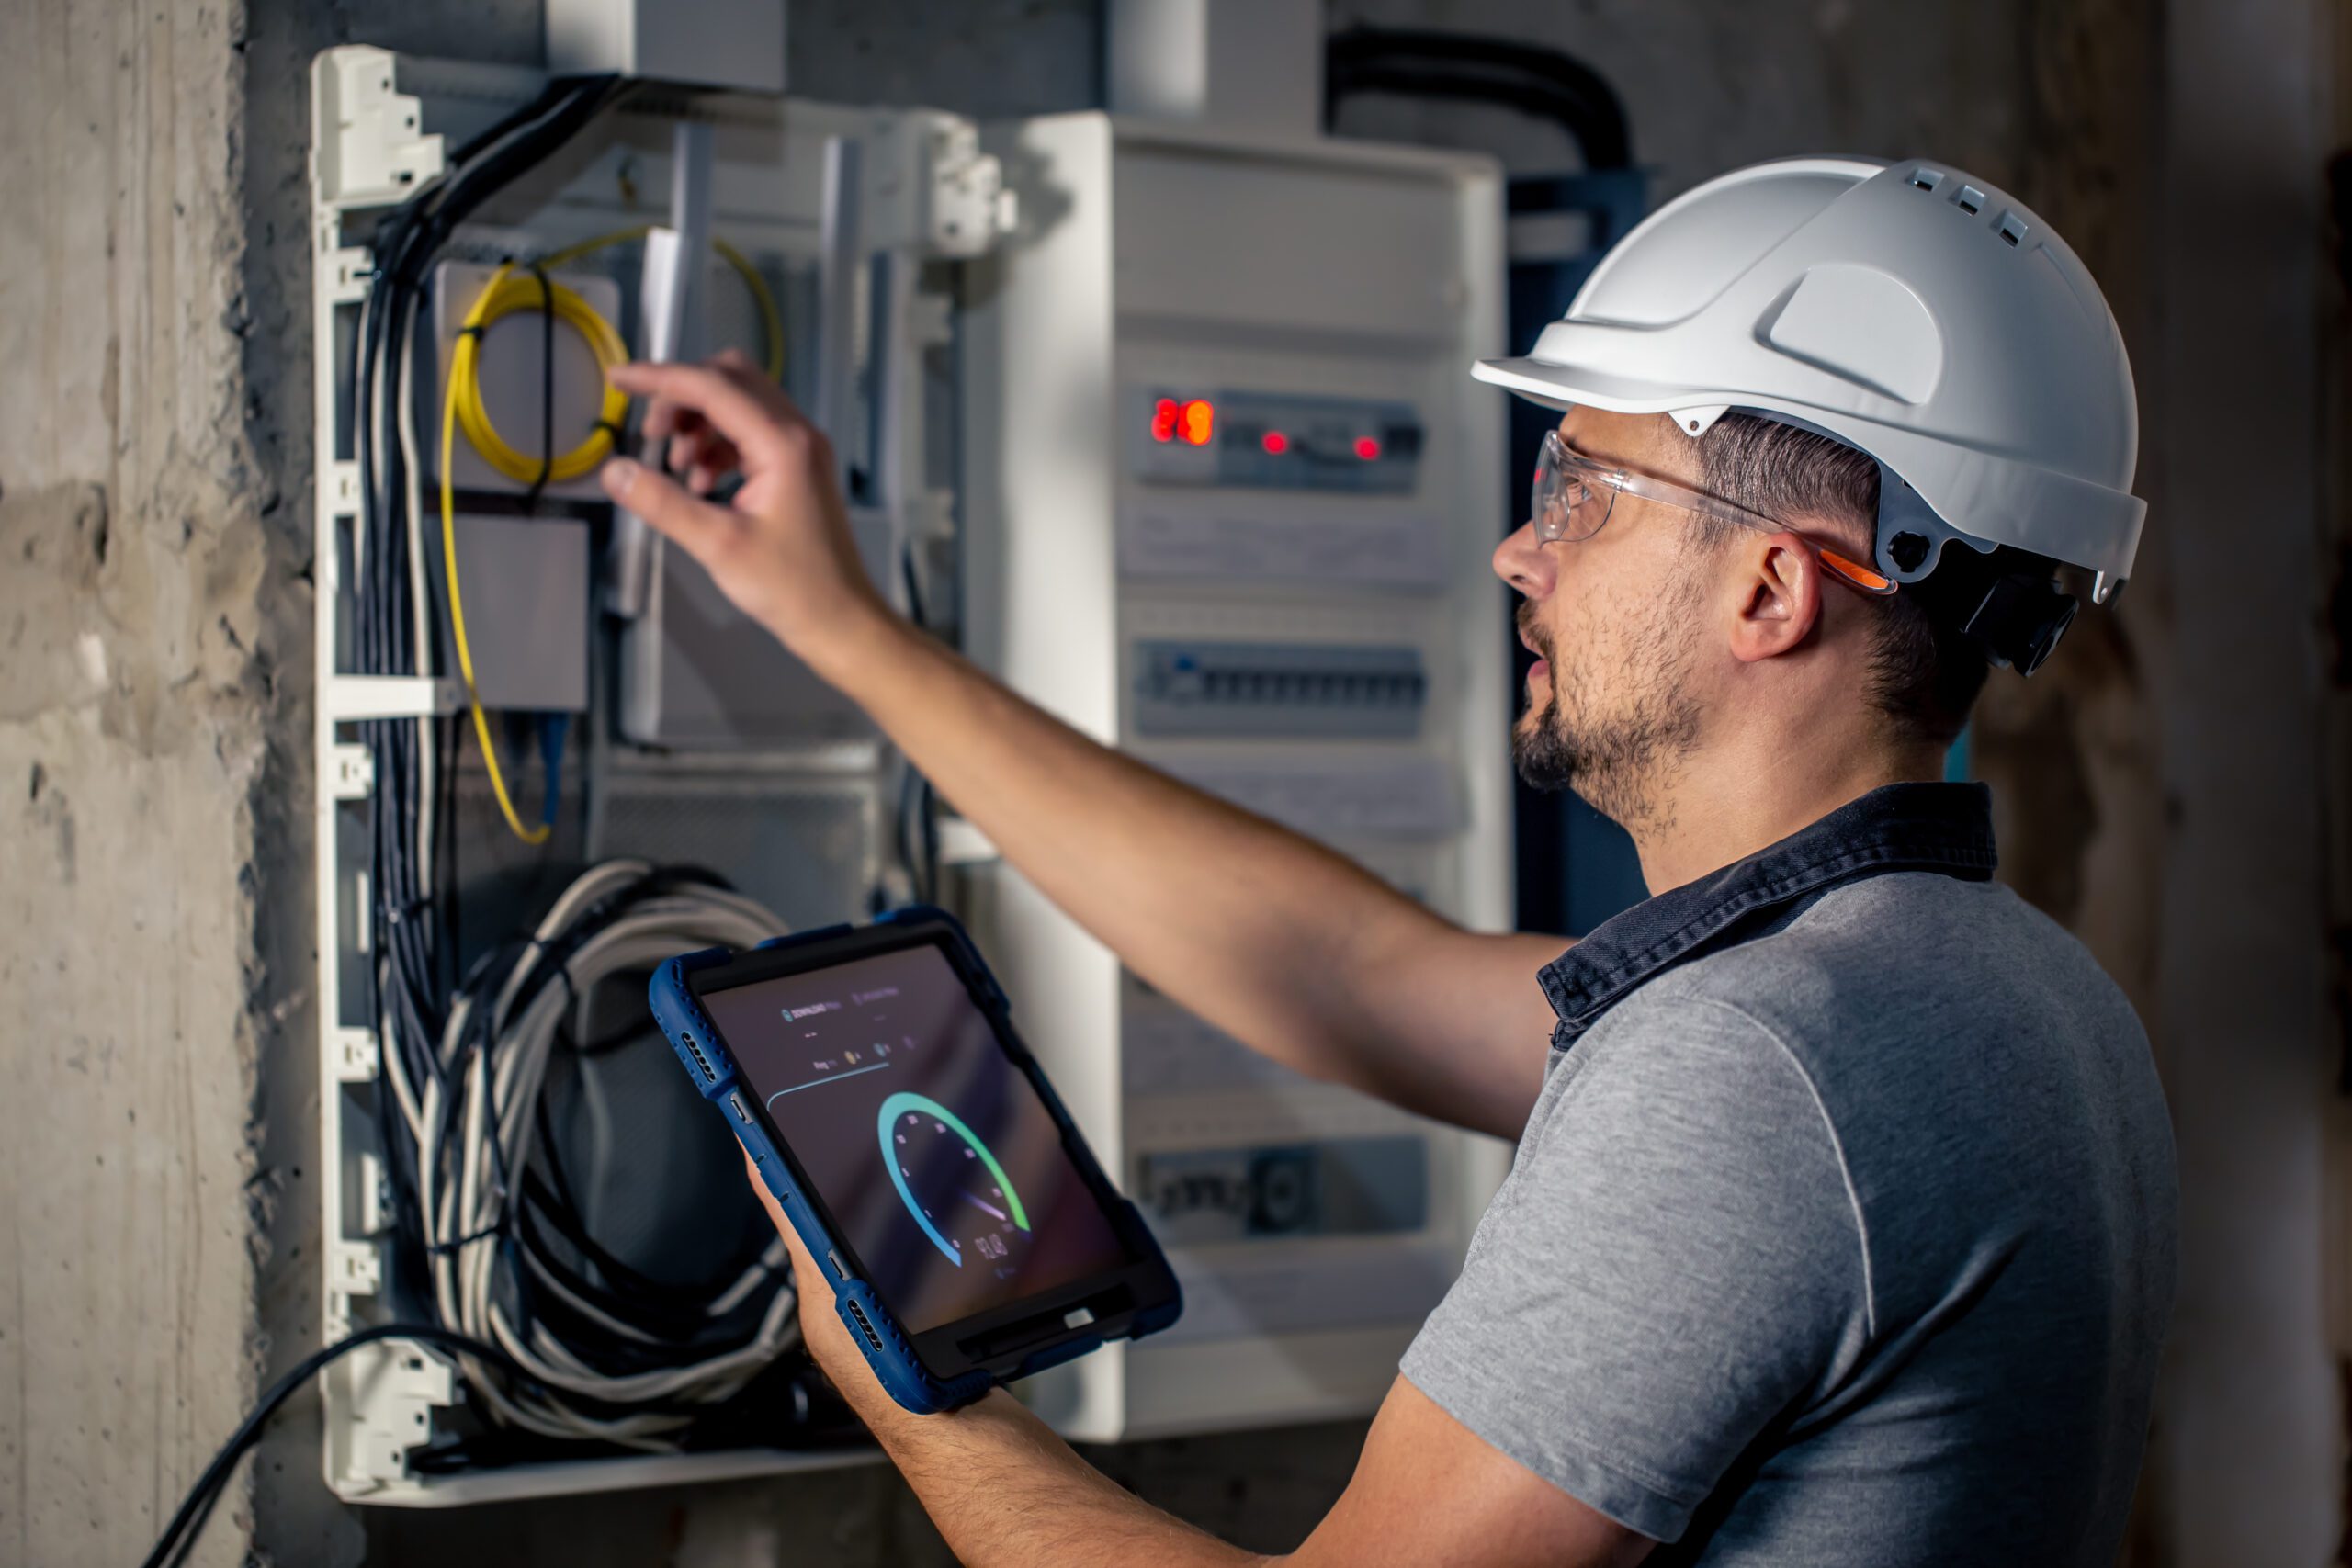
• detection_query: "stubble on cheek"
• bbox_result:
[1511,570,1703,836]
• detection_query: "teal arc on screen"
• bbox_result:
[876,1090,1032,1267]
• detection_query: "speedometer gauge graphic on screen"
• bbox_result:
[879,1091,1032,1267]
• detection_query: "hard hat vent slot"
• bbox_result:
[1954,185,1985,216]
[1909,168,1945,193]
[1996,210,2029,247]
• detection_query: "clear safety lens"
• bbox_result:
[1533,430,1615,543]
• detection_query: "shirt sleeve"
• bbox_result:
[1399,992,1869,1543]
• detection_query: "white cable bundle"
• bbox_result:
[390,859,800,1447]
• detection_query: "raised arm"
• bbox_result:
[603,355,1562,1138]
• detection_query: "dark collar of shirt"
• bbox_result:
[1539,781,1999,1050]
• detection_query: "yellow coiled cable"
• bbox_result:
[536,227,786,381]
[451,265,634,488]
[442,264,611,843]
[443,240,786,843]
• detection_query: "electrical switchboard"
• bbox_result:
[962,113,1514,1441]
[308,45,1008,1505]
[308,47,1510,1502]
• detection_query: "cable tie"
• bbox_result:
[523,264,557,510]
[520,934,582,1009]
[425,1218,506,1255]
[455,324,486,341]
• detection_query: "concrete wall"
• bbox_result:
[3,0,2333,1564]
[0,2,303,1565]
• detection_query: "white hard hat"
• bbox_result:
[1476,155,2145,665]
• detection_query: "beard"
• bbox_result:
[1510,582,1703,834]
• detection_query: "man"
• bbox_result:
[599,157,2177,1566]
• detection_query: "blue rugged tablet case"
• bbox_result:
[648,905,1182,1416]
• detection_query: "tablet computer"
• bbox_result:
[649,906,1181,1415]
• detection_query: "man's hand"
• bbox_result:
[739,1145,878,1413]
[600,350,895,683]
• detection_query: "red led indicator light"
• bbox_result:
[1353,435,1382,461]
[1261,430,1289,455]
[1181,400,1216,446]
[1151,399,1180,444]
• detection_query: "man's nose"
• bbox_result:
[1492,520,1555,600]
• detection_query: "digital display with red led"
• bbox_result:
[1135,387,1421,495]
[1152,398,1216,446]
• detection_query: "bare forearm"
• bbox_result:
[866,1392,1266,1568]
[820,615,1548,1132]
[598,364,1559,1136]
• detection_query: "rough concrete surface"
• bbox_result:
[0,1,299,1564]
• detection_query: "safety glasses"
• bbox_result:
[1532,430,1895,596]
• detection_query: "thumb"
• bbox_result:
[600,454,734,558]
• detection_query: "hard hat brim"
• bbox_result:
[1473,356,1666,415]
[1476,355,1767,433]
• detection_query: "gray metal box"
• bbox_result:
[616,511,894,749]
[438,513,590,713]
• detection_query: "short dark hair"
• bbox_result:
[1696,412,1989,746]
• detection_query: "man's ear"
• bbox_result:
[1728,532,1825,664]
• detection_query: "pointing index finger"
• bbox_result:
[610,359,799,461]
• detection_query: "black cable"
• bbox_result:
[523,261,557,512]
[899,545,930,633]
[1329,64,1629,171]
[334,73,811,1468]
[347,73,628,1258]
[140,1324,537,1568]
[1326,26,1633,168]
[894,766,926,906]
[896,545,944,903]
[514,1174,775,1336]
[329,70,652,1447]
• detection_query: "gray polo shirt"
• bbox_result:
[1401,784,2177,1565]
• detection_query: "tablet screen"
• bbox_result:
[699,942,1128,1335]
